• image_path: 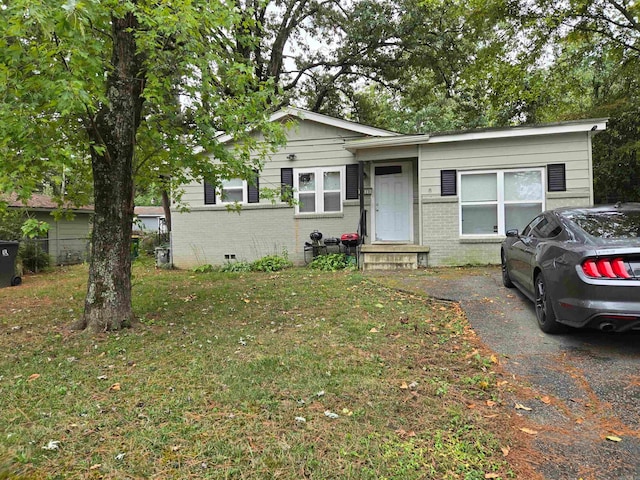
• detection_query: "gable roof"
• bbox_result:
[345,118,608,152]
[271,107,398,137]
[216,107,398,144]
[3,193,94,212]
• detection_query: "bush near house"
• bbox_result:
[0,210,51,273]
[18,241,51,273]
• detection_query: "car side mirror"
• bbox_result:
[506,229,520,238]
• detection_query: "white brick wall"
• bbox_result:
[172,203,361,268]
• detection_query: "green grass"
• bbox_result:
[0,259,516,479]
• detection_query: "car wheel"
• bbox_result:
[501,251,514,288]
[534,272,567,334]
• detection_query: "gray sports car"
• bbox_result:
[501,204,640,333]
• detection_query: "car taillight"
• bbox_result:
[581,258,632,279]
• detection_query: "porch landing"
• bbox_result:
[360,244,430,271]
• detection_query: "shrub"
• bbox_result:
[140,234,160,256]
[221,261,252,273]
[19,242,51,273]
[0,209,24,240]
[250,254,292,272]
[192,264,214,273]
[308,253,352,271]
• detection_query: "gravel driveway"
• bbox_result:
[368,266,640,480]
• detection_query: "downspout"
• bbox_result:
[418,144,423,246]
[359,160,366,239]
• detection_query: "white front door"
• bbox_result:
[374,163,412,242]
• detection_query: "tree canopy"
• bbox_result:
[0,0,285,331]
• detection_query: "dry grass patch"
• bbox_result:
[0,261,519,479]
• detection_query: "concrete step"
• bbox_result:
[360,245,430,270]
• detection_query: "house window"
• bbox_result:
[204,171,259,205]
[294,167,344,214]
[220,178,246,203]
[459,168,544,236]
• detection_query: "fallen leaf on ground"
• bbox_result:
[90,464,101,470]
[540,396,551,404]
[490,354,498,364]
[606,435,622,442]
[27,374,40,382]
[369,328,379,333]
[576,418,584,424]
[485,474,500,479]
[515,403,532,411]
[109,383,121,391]
[501,446,510,457]
[395,429,416,438]
[399,382,408,389]
[486,400,496,407]
[519,427,538,435]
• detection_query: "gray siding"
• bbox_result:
[173,118,370,267]
[173,117,597,268]
[420,132,594,266]
[136,216,162,232]
[181,121,366,208]
[420,133,591,196]
[31,211,92,264]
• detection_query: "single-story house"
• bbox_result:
[171,107,607,269]
[134,206,167,234]
[4,193,93,265]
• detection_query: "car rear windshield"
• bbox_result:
[565,210,640,239]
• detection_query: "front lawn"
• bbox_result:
[0,262,524,479]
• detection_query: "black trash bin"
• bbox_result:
[0,241,21,288]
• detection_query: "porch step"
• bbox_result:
[360,245,430,271]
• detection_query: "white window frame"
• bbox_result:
[218,178,248,205]
[458,168,545,237]
[294,166,345,214]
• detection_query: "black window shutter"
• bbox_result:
[345,164,359,200]
[204,181,216,204]
[247,170,260,203]
[547,164,566,192]
[281,168,293,201]
[441,170,457,196]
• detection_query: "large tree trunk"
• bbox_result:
[78,12,146,333]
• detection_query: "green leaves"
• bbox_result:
[20,218,50,239]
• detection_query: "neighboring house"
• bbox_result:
[134,206,167,234]
[4,193,93,265]
[171,107,606,269]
